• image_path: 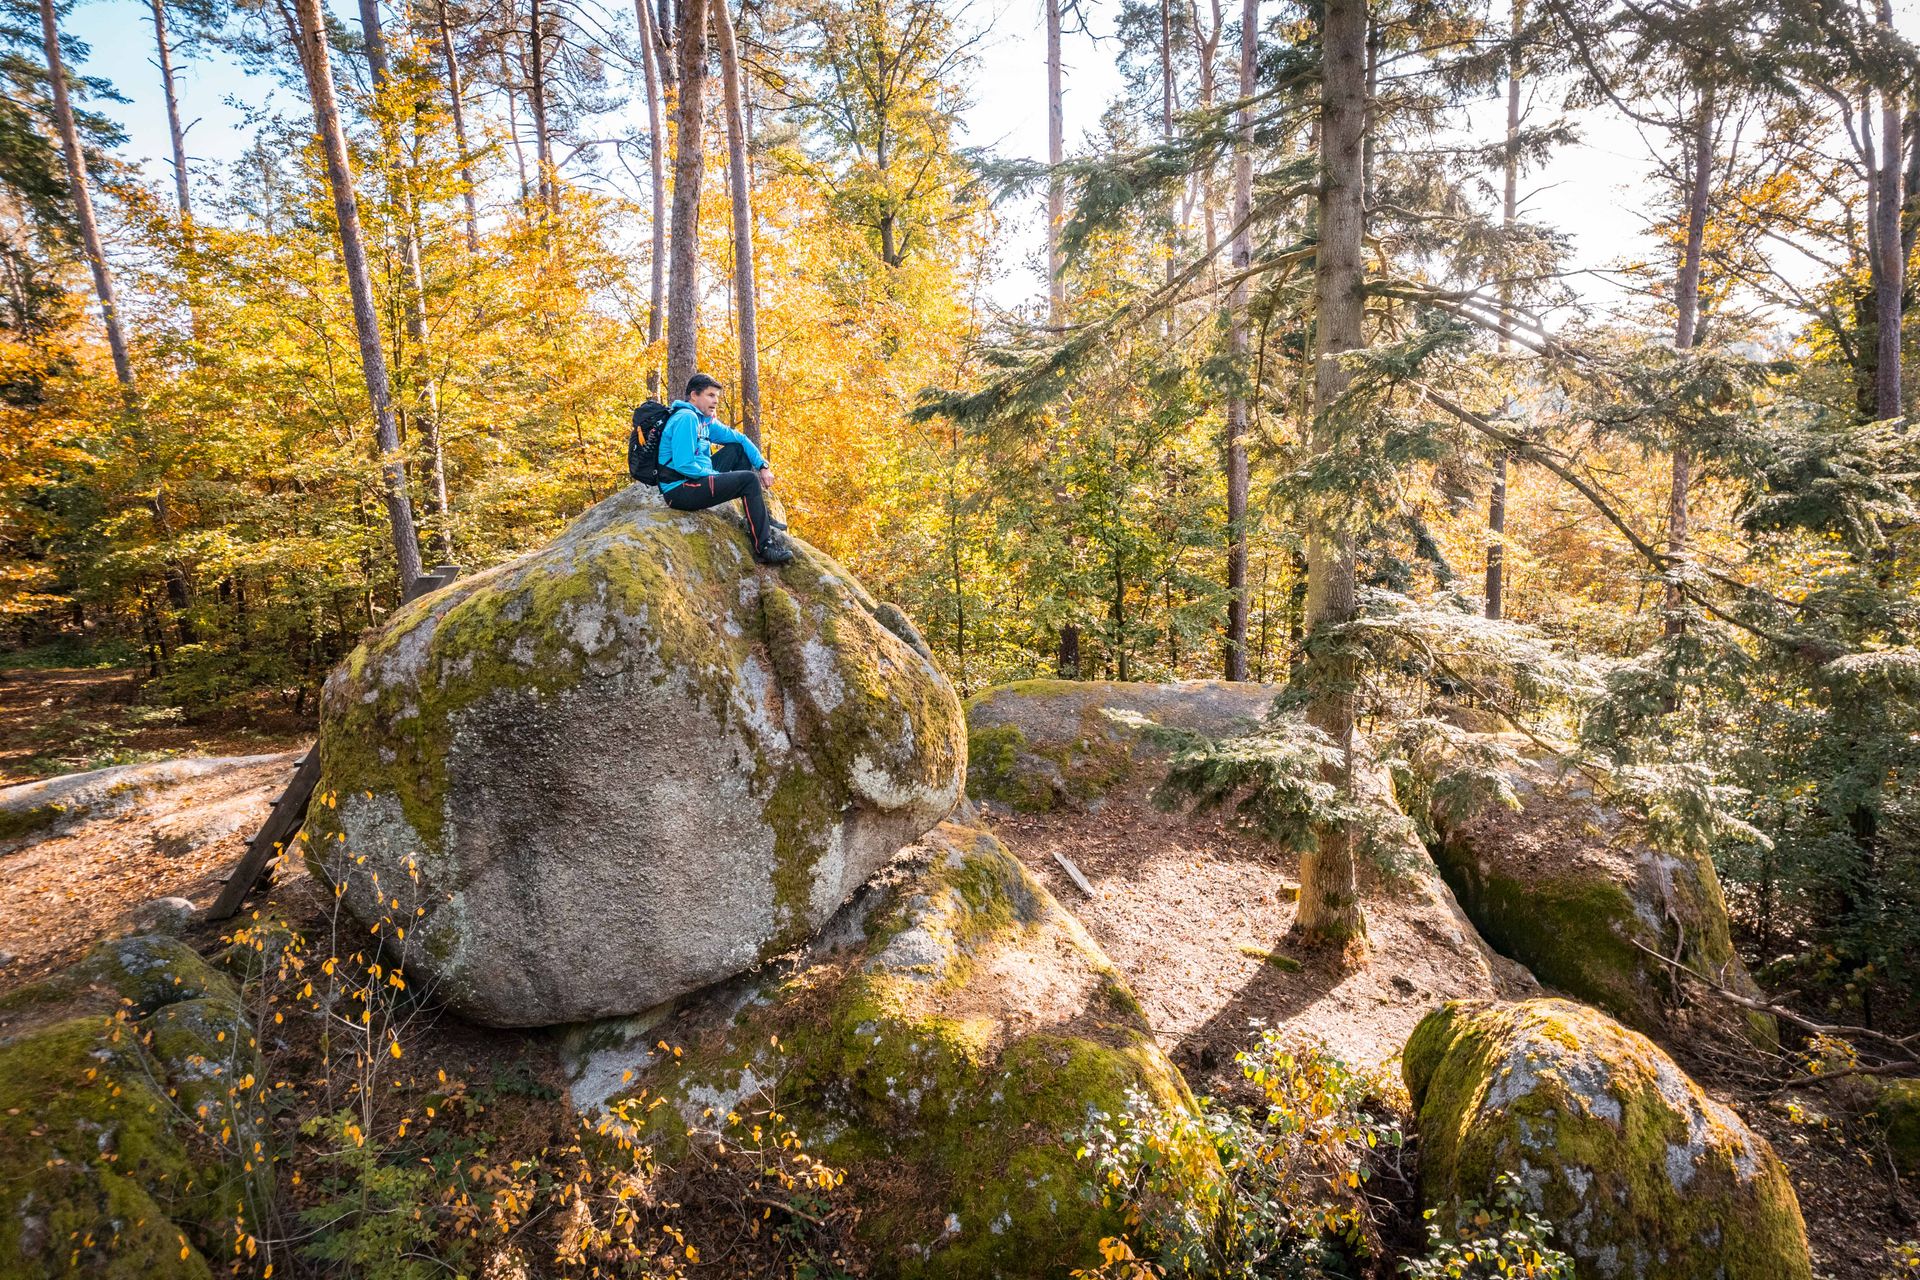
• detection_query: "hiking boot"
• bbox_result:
[755,541,794,566]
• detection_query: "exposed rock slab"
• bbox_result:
[311,490,966,1027]
[964,678,1278,812]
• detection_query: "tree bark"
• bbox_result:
[361,0,453,562]
[527,0,558,215]
[1291,0,1367,951]
[1872,1,1902,419]
[1046,0,1065,325]
[38,0,133,388]
[499,45,531,202]
[292,0,424,592]
[714,0,761,444]
[666,0,710,397]
[150,0,192,221]
[435,0,482,253]
[1663,85,1712,641]
[637,0,669,395]
[1486,0,1523,622]
[1222,0,1256,680]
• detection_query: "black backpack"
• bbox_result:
[626,400,679,486]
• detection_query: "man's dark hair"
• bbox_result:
[686,373,723,397]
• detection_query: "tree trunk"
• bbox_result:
[1486,0,1522,622]
[1872,1,1902,419]
[1291,0,1366,951]
[499,46,531,202]
[1046,0,1064,325]
[435,0,482,253]
[714,0,761,445]
[361,0,453,563]
[150,0,192,221]
[292,0,424,593]
[527,0,558,215]
[1222,0,1256,680]
[38,0,133,388]
[1160,0,1176,301]
[1663,85,1712,641]
[637,0,669,395]
[666,0,710,397]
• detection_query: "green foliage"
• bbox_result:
[294,1109,441,1280]
[1400,1174,1574,1280]
[1074,1029,1405,1278]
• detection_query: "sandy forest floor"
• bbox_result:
[0,675,1913,1276]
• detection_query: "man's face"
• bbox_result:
[691,385,722,415]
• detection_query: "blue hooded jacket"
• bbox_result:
[658,400,766,491]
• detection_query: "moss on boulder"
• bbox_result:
[1428,749,1774,1047]
[1870,1077,1920,1179]
[565,821,1216,1278]
[0,936,265,1278]
[963,679,1276,812]
[309,489,966,1027]
[1405,998,1810,1280]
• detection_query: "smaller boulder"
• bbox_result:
[0,936,266,1278]
[965,679,1276,812]
[1428,748,1774,1046]
[1870,1077,1920,1180]
[565,822,1217,1279]
[129,895,198,935]
[1404,998,1810,1280]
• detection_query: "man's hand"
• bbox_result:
[758,465,777,491]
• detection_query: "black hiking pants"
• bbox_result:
[661,442,775,554]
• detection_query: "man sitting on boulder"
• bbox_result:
[658,373,793,566]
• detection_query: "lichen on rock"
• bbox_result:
[308,489,966,1027]
[1426,747,1776,1047]
[565,821,1216,1279]
[1404,997,1811,1280]
[0,935,265,1278]
[963,679,1277,812]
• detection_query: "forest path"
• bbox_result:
[984,773,1517,1095]
[0,663,307,785]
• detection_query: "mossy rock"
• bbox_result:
[0,936,265,1277]
[567,822,1217,1278]
[963,679,1276,812]
[310,488,966,1027]
[1405,998,1810,1280]
[1429,750,1775,1048]
[1871,1077,1920,1179]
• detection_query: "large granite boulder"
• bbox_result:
[311,491,966,1027]
[564,822,1218,1278]
[964,679,1277,811]
[1427,747,1774,1047]
[1404,998,1810,1280]
[0,936,267,1278]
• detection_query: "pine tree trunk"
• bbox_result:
[714,0,761,445]
[1486,0,1522,622]
[637,0,669,395]
[1046,0,1065,325]
[150,0,192,221]
[1872,2,1902,419]
[1291,0,1367,951]
[1160,0,1175,301]
[361,0,453,563]
[499,47,532,202]
[1663,86,1712,640]
[38,0,133,388]
[528,0,558,216]
[435,0,482,253]
[666,0,709,397]
[1222,0,1256,681]
[292,0,424,593]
